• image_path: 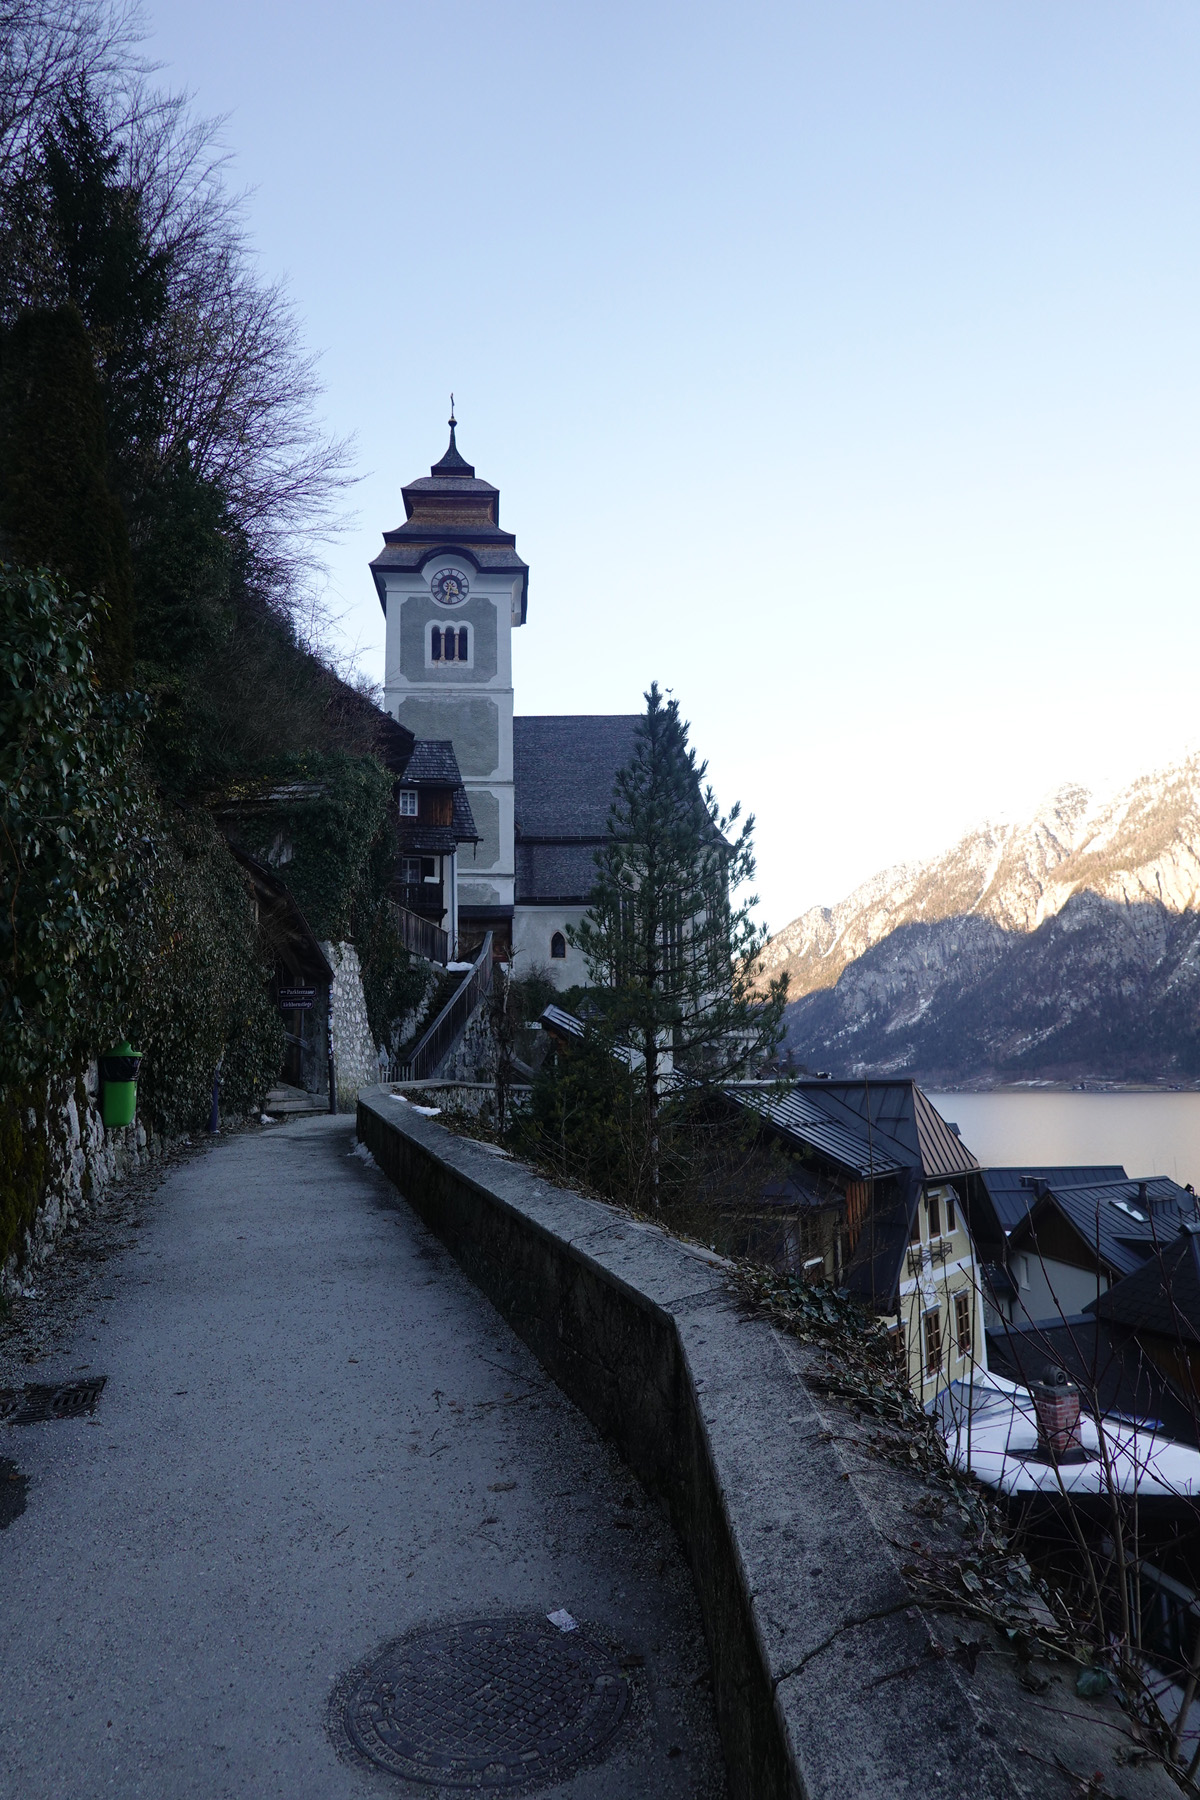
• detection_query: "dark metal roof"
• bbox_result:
[843,1176,922,1313]
[541,1004,584,1041]
[980,1166,1129,1235]
[402,740,464,785]
[1013,1179,1200,1281]
[513,715,642,840]
[732,1086,907,1179]
[788,1080,980,1180]
[1094,1223,1200,1342]
[986,1313,1199,1444]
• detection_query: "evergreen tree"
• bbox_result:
[0,302,133,681]
[572,683,788,1201]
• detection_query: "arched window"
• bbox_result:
[550,931,567,959]
[430,624,471,665]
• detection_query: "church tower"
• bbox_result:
[371,414,527,956]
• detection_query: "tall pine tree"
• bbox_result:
[572,683,788,1201]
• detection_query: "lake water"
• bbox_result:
[926,1092,1200,1187]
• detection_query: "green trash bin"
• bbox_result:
[100,1041,142,1129]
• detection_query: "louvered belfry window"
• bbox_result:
[431,625,470,664]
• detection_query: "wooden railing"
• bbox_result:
[394,903,449,966]
[393,881,444,919]
[400,931,493,1081]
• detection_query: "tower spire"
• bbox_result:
[431,396,475,478]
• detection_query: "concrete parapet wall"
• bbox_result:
[357,1088,1175,1800]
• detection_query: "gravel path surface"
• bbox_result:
[0,1112,726,1799]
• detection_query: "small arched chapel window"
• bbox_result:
[550,931,567,959]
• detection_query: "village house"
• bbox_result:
[734,1079,1001,1404]
[996,1174,1200,1324]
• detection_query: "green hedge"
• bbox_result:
[0,564,281,1141]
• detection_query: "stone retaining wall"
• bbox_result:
[357,1089,1176,1800]
[322,941,378,1110]
[2,1069,164,1299]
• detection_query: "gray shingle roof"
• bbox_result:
[513,715,642,839]
[986,1313,1198,1442]
[452,788,479,842]
[403,740,464,785]
[515,840,602,903]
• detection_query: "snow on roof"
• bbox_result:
[931,1371,1200,1499]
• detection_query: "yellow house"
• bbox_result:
[891,1180,989,1405]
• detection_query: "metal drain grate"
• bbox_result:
[0,1378,106,1424]
[337,1615,630,1791]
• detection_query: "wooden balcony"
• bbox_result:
[393,881,444,919]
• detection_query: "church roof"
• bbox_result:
[513,715,642,904]
[370,417,528,617]
[514,716,641,837]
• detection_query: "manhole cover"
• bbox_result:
[337,1615,630,1790]
[0,1377,106,1424]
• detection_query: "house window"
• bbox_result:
[550,931,567,959]
[927,1193,941,1238]
[401,857,437,883]
[954,1291,972,1359]
[398,789,419,817]
[923,1308,943,1377]
[430,623,471,665]
[945,1193,957,1234]
[909,1206,921,1244]
[887,1322,907,1370]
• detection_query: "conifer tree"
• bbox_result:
[0,302,133,681]
[572,683,788,1200]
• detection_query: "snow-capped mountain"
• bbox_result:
[768,757,1200,1084]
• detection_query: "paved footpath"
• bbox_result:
[0,1113,726,1799]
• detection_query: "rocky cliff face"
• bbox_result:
[767,757,1200,1084]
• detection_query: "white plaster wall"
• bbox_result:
[1012,1252,1109,1325]
[382,563,516,906]
[513,905,590,990]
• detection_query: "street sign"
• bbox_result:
[279,987,316,1011]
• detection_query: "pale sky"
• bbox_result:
[141,0,1200,931]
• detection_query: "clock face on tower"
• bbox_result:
[430,567,470,607]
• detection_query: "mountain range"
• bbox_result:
[763,756,1200,1086]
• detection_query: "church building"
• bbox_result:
[371,415,637,986]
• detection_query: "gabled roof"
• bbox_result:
[793,1079,980,1180]
[1012,1178,1200,1281]
[980,1166,1128,1235]
[402,740,465,785]
[1093,1223,1200,1343]
[735,1085,907,1179]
